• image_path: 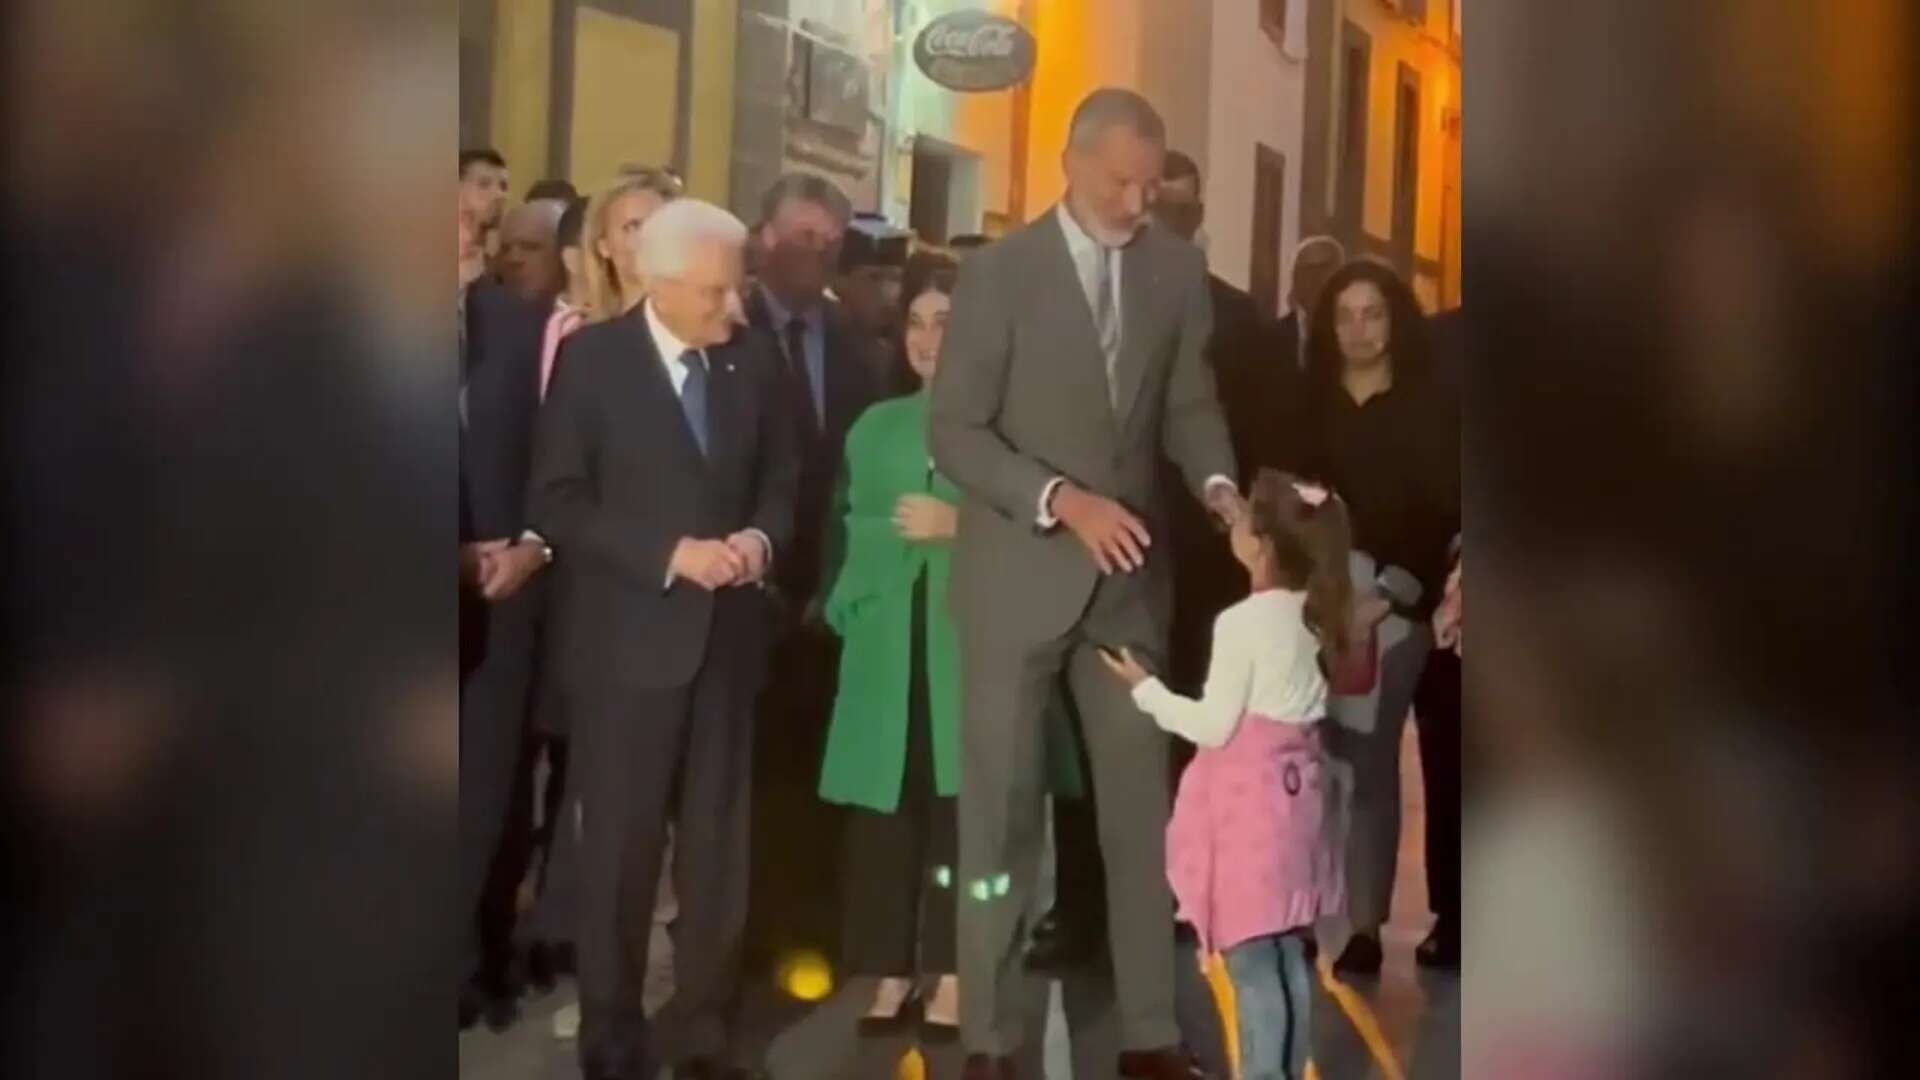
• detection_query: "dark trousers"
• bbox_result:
[1413,647,1461,923]
[840,577,958,977]
[572,655,758,1076]
[460,587,539,984]
[746,617,843,972]
[527,734,575,944]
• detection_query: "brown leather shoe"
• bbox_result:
[961,1053,1016,1080]
[1117,1046,1208,1080]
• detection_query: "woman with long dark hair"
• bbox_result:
[1302,259,1461,975]
[816,253,967,1035]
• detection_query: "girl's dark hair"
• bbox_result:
[1302,258,1433,396]
[1246,468,1354,660]
[886,252,958,396]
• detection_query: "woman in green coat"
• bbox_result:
[818,254,967,1035]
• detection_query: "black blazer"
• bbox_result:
[528,308,801,691]
[462,281,547,540]
[742,287,878,612]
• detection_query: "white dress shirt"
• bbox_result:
[644,301,773,587]
[1131,589,1329,748]
[1037,203,1236,529]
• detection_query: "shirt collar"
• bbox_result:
[758,284,822,332]
[643,300,697,366]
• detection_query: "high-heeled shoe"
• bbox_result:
[855,978,920,1037]
[918,975,960,1044]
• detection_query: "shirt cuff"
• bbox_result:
[1036,476,1067,530]
[742,528,774,573]
[1130,676,1168,713]
[1203,475,1236,498]
[514,530,552,564]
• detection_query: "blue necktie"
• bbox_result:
[679,349,709,456]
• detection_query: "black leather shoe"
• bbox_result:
[1333,931,1383,976]
[961,1053,1016,1080]
[1415,918,1459,969]
[1023,908,1103,972]
[1117,1046,1207,1079]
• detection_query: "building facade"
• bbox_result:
[460,0,1457,309]
[1300,0,1462,310]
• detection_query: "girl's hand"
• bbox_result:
[893,494,958,542]
[1098,646,1151,688]
[1355,594,1391,630]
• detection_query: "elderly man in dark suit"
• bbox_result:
[932,89,1244,1080]
[530,197,799,1080]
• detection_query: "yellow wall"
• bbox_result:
[686,0,738,203]
[571,9,679,196]
[1342,0,1460,301]
[1021,0,1144,219]
[491,0,553,183]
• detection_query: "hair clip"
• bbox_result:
[1292,482,1329,507]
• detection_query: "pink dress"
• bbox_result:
[1166,716,1343,954]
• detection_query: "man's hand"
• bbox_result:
[724,531,771,585]
[1052,483,1151,574]
[461,538,510,589]
[1204,481,1249,531]
[893,494,958,542]
[670,538,746,591]
[479,540,547,601]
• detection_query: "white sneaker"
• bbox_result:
[551,1001,580,1041]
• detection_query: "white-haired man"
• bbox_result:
[529,197,798,1080]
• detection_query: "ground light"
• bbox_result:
[775,947,834,1002]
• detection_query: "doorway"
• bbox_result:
[1250,145,1287,318]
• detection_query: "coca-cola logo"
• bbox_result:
[913,11,1035,93]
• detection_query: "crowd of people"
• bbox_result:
[458,86,1460,1080]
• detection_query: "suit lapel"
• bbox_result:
[1114,233,1158,427]
[703,340,744,468]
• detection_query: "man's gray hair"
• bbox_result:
[759,172,852,229]
[1068,88,1167,151]
[637,198,748,279]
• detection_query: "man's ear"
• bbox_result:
[561,247,584,280]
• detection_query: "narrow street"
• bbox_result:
[460,724,1457,1079]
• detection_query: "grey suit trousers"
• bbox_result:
[957,573,1180,1056]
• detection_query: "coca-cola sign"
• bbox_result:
[913,11,1036,93]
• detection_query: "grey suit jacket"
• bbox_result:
[930,207,1235,645]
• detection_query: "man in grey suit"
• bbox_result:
[930,88,1245,1080]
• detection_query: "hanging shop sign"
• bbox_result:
[913,11,1036,93]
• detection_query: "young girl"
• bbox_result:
[1101,469,1353,1080]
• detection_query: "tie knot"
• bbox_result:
[681,349,707,376]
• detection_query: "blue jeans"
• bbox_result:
[1224,932,1313,1080]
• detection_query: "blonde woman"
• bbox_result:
[580,168,682,322]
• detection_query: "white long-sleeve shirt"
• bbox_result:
[1131,589,1328,748]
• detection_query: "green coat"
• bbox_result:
[819,393,1084,812]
